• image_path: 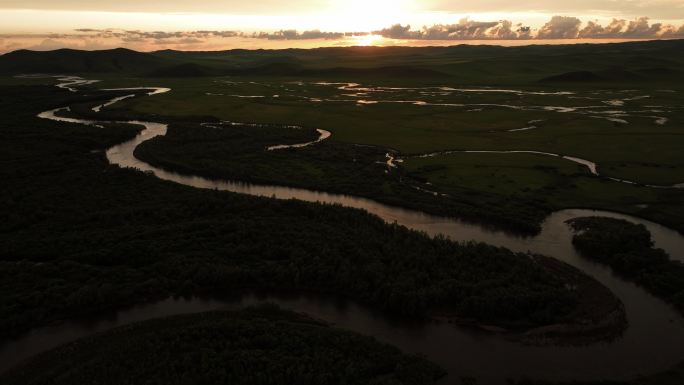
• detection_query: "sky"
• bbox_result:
[1,1,684,52]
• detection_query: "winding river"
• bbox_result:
[3,78,684,384]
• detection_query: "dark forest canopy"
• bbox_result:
[0,306,445,385]
[568,217,684,314]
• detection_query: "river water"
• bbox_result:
[2,81,684,384]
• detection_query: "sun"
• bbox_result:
[353,34,383,46]
[326,0,416,31]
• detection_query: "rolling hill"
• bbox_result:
[0,48,166,74]
[1,39,683,84]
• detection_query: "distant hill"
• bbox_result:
[0,48,449,78]
[1,40,683,84]
[0,48,165,74]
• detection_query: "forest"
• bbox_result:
[568,217,684,314]
[0,84,621,343]
[0,305,445,385]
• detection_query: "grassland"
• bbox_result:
[110,77,683,180]
[403,152,684,232]
[69,73,683,233]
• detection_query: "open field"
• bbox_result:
[114,77,684,184]
[403,152,684,232]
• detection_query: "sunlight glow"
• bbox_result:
[326,0,416,31]
[353,34,383,46]
[2,2,684,52]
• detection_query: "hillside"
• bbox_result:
[0,48,166,74]
[1,39,683,83]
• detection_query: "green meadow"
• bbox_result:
[91,73,684,233]
[3,40,683,233]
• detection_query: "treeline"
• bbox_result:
[133,121,549,234]
[0,306,445,385]
[568,217,684,314]
[0,85,600,339]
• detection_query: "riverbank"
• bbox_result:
[568,217,684,317]
[0,306,446,385]
[434,255,627,346]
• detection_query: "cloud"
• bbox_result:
[661,24,684,38]
[2,14,684,53]
[577,16,684,38]
[197,31,241,38]
[376,18,532,40]
[537,16,582,39]
[423,18,500,39]
[623,17,663,38]
[151,37,205,46]
[375,24,420,39]
[377,15,684,40]
[489,21,532,39]
[253,29,345,40]
[578,19,627,38]
[71,28,240,41]
[0,29,243,53]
